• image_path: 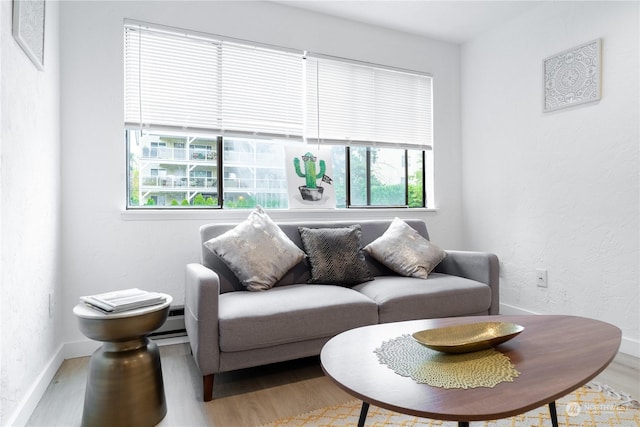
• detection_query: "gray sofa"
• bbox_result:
[185,219,499,401]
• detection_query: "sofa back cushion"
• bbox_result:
[200,219,430,293]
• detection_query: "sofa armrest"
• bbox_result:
[185,263,221,376]
[434,251,500,315]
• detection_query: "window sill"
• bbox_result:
[120,207,439,222]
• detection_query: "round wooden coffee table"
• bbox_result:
[74,294,172,427]
[320,315,621,427]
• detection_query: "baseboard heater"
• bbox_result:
[150,305,186,339]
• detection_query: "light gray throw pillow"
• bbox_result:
[364,217,446,279]
[203,206,305,291]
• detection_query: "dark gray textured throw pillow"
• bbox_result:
[298,225,374,286]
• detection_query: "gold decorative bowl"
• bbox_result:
[412,322,525,354]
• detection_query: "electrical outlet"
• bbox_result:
[536,269,548,288]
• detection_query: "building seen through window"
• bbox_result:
[128,130,426,209]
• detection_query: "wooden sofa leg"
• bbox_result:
[203,374,215,402]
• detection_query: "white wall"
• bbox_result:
[1,0,62,425]
[5,1,637,424]
[59,1,462,344]
[461,1,639,355]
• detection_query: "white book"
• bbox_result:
[80,288,165,313]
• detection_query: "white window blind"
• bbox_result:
[124,22,304,139]
[220,42,303,138]
[124,24,220,131]
[124,21,433,149]
[305,55,433,150]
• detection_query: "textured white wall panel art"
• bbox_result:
[12,0,46,70]
[543,39,601,112]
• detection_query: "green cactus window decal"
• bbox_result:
[287,148,335,208]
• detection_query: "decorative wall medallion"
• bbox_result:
[12,0,46,71]
[543,39,601,112]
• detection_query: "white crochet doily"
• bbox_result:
[374,334,520,389]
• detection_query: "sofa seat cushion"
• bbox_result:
[352,273,491,323]
[218,284,378,352]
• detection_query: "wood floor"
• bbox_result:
[27,341,639,427]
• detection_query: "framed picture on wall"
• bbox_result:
[12,0,46,71]
[543,39,601,112]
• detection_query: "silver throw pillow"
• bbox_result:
[364,217,446,279]
[203,206,305,291]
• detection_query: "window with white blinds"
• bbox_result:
[124,21,432,148]
[304,55,432,150]
[124,22,304,139]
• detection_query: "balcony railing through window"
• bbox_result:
[140,176,217,189]
[223,178,288,191]
[140,146,216,161]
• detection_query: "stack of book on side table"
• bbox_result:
[80,288,166,314]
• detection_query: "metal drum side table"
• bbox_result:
[73,294,172,427]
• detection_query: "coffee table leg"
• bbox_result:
[548,401,559,427]
[458,423,469,427]
[357,402,370,427]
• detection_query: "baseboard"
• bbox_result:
[500,303,640,358]
[619,338,640,358]
[5,343,65,427]
[64,338,102,359]
[499,303,542,316]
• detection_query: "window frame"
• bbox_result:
[345,147,426,209]
[124,20,433,211]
